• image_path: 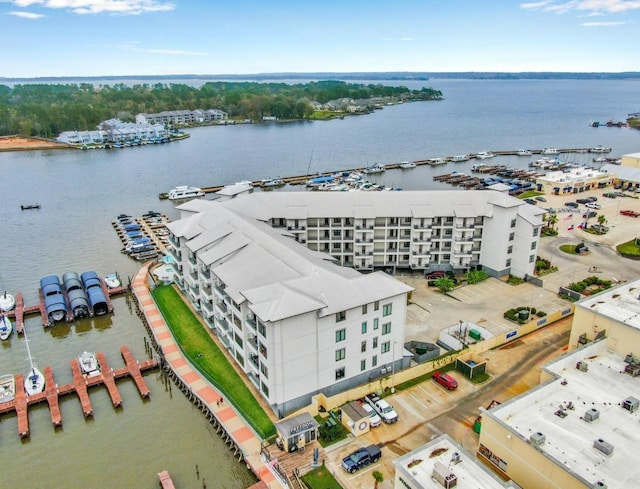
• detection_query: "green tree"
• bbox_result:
[434,277,456,293]
[372,470,384,488]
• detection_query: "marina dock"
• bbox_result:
[166,147,599,196]
[0,345,158,438]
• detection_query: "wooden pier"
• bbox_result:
[0,346,157,438]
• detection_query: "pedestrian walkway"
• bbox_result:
[131,263,277,488]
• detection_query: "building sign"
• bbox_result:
[289,421,314,435]
[506,330,517,339]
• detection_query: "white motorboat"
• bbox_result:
[588,145,612,153]
[78,351,100,376]
[363,163,386,174]
[0,291,15,312]
[23,327,45,395]
[167,186,204,200]
[0,315,12,340]
[260,178,285,187]
[516,149,532,156]
[541,147,559,155]
[474,151,495,159]
[104,273,121,289]
[399,161,416,169]
[429,158,447,165]
[0,374,15,404]
[451,155,469,162]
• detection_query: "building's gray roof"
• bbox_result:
[275,412,319,436]
[602,163,640,182]
[341,400,368,421]
[577,278,640,330]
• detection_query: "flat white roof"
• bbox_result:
[537,167,609,185]
[394,434,517,488]
[577,277,640,331]
[488,340,640,487]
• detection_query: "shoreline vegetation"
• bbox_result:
[0,80,443,143]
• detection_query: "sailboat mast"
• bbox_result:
[23,327,35,371]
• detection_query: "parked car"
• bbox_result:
[603,192,617,199]
[583,211,597,219]
[585,202,601,209]
[535,196,547,202]
[576,198,591,204]
[587,196,598,202]
[620,210,640,217]
[591,224,609,233]
[425,270,445,280]
[524,198,537,205]
[433,371,458,390]
[565,202,579,208]
[360,402,382,428]
[341,445,381,473]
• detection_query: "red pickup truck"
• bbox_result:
[620,210,640,217]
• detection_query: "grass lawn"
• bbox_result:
[152,285,275,438]
[618,238,640,258]
[302,465,343,489]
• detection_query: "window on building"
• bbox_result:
[372,355,378,367]
[531,241,537,250]
[258,321,266,338]
[373,318,379,330]
[510,218,517,228]
[361,341,367,353]
[362,304,368,315]
[333,242,341,250]
[336,310,346,322]
[382,322,391,335]
[529,254,535,263]
[381,341,391,354]
[374,301,380,311]
[361,359,366,371]
[506,259,511,267]
[361,322,367,334]
[333,229,341,237]
[373,337,379,348]
[260,362,268,378]
[507,245,513,254]
[336,328,346,342]
[234,332,243,348]
[509,232,515,241]
[336,367,345,380]
[532,228,539,237]
[259,342,268,359]
[336,348,346,361]
[382,303,392,316]
[261,382,269,397]
[333,217,341,224]
[446,216,454,223]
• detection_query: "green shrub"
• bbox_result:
[466,269,489,284]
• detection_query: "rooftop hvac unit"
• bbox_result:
[593,482,607,489]
[450,451,461,465]
[432,461,457,488]
[623,396,640,413]
[530,432,546,446]
[576,361,589,372]
[594,438,614,456]
[584,408,600,422]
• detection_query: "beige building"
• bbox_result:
[534,167,612,196]
[621,151,640,168]
[478,278,640,489]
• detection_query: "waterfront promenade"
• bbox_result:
[131,263,277,488]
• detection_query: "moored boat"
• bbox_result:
[0,291,15,312]
[451,155,469,162]
[62,272,90,319]
[0,374,15,403]
[23,327,45,395]
[516,149,532,156]
[40,275,68,324]
[81,271,109,316]
[541,147,559,155]
[260,178,285,187]
[398,161,416,169]
[78,351,100,376]
[167,186,204,200]
[0,315,12,340]
[362,163,386,174]
[588,145,612,153]
[104,273,121,289]
[474,151,495,159]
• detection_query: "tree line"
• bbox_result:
[0,80,442,138]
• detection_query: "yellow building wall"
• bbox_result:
[479,415,590,489]
[621,153,640,169]
[569,305,640,355]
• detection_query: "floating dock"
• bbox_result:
[0,345,158,438]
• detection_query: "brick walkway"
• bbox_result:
[131,263,277,488]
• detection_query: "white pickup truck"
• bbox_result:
[365,393,398,424]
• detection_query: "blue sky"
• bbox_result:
[1,0,639,78]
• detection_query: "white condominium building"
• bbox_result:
[166,190,543,416]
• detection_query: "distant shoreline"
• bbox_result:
[0,136,70,152]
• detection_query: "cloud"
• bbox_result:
[520,0,640,15]
[582,20,627,25]
[8,10,44,18]
[116,42,208,56]
[3,0,175,15]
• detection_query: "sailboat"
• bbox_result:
[0,314,12,340]
[23,327,45,395]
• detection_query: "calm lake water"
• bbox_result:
[0,79,639,488]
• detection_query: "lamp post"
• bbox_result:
[391,341,397,393]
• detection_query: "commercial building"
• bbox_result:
[166,190,543,416]
[478,278,640,489]
[394,434,519,489]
